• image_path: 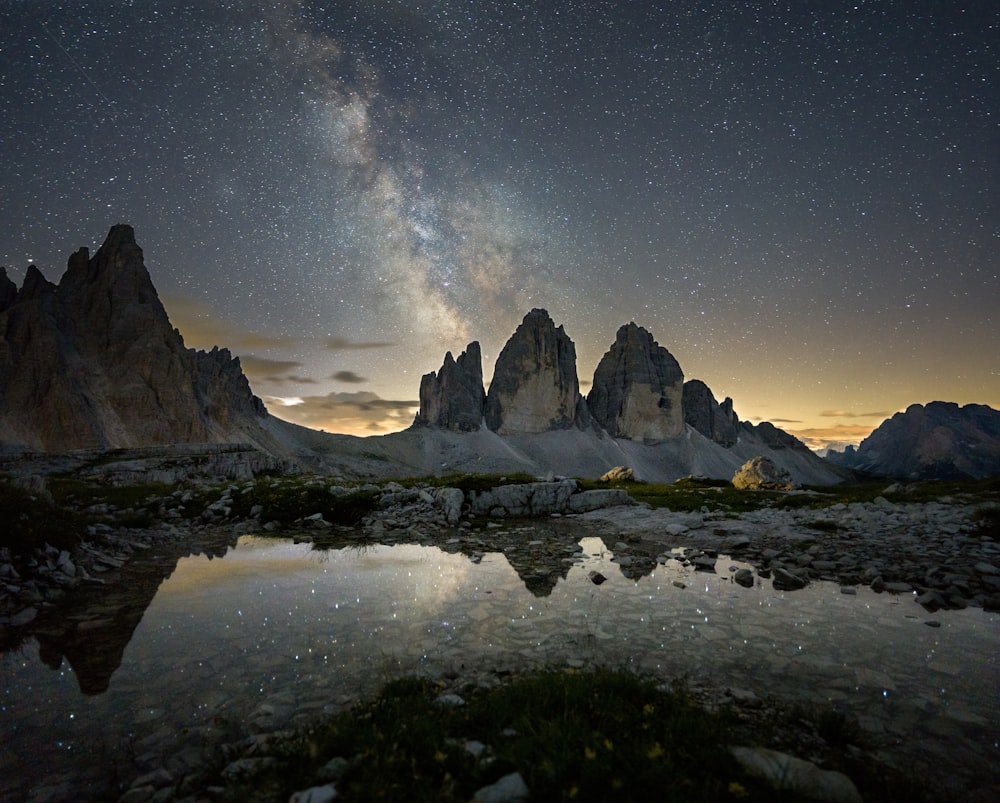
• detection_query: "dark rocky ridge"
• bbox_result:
[414,341,485,431]
[682,380,739,447]
[826,402,1000,479]
[0,224,269,451]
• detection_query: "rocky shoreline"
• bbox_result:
[2,476,999,801]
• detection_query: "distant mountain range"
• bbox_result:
[2,225,994,483]
[824,402,1000,480]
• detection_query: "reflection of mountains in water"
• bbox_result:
[7,524,656,695]
[8,532,236,696]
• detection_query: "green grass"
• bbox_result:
[212,667,945,803]
[228,477,379,526]
[0,480,83,554]
[217,669,759,802]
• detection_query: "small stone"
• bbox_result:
[734,568,754,588]
[589,571,607,585]
[290,785,337,803]
[473,771,530,803]
[840,587,857,595]
[434,693,466,707]
[925,620,942,628]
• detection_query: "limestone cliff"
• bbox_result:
[587,323,685,441]
[0,224,268,451]
[414,341,485,431]
[682,379,739,447]
[484,309,585,434]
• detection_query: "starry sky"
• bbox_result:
[2,1,997,450]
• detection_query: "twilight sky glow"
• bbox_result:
[2,1,997,449]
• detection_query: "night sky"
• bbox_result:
[2,1,997,449]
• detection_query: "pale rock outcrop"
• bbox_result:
[732,456,799,490]
[0,224,268,450]
[484,309,585,434]
[600,466,634,483]
[414,342,485,431]
[682,379,739,447]
[587,323,684,441]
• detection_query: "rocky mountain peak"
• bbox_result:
[0,225,269,451]
[827,401,1000,479]
[682,379,739,447]
[0,267,17,313]
[587,322,685,441]
[484,308,584,434]
[415,341,485,431]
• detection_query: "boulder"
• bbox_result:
[730,746,862,803]
[469,480,578,517]
[566,489,631,513]
[587,322,684,441]
[484,309,585,434]
[732,456,799,490]
[600,466,634,483]
[414,342,485,431]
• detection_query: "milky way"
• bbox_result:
[2,1,997,446]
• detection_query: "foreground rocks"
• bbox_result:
[579,493,1000,612]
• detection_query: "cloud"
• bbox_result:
[784,424,878,452]
[332,370,367,383]
[265,390,418,435]
[163,294,297,352]
[768,417,803,424]
[326,336,396,350]
[819,410,891,419]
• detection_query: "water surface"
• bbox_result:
[2,530,997,799]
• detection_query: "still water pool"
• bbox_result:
[2,530,997,799]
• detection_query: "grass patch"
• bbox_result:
[229,477,379,526]
[0,480,83,555]
[218,669,759,802]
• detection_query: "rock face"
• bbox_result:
[0,224,268,451]
[732,456,798,490]
[825,402,1000,480]
[682,379,739,447]
[587,323,685,441]
[415,342,485,431]
[484,309,584,434]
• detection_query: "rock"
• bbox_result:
[732,456,799,490]
[682,379,739,447]
[414,341,485,431]
[734,568,754,588]
[566,489,631,513]
[589,571,607,585]
[469,481,577,517]
[484,309,585,434]
[434,487,465,525]
[599,466,634,482]
[771,567,807,591]
[587,322,685,441]
[290,784,337,803]
[434,693,466,707]
[0,224,271,451]
[730,746,862,803]
[472,771,530,803]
